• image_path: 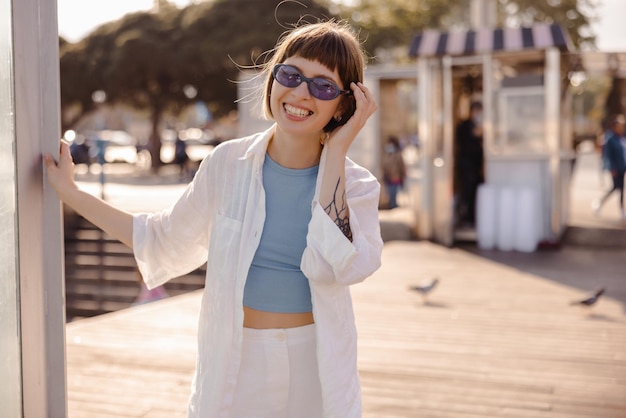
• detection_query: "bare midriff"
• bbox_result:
[243,306,314,329]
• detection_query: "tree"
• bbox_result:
[174,0,335,117]
[59,0,335,167]
[101,9,185,168]
[59,36,107,133]
[61,5,195,167]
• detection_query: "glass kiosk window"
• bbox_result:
[0,0,22,413]
[495,71,547,153]
[498,86,546,152]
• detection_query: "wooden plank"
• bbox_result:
[353,242,626,418]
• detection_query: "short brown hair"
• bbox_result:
[261,20,366,132]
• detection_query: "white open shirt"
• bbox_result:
[133,125,383,417]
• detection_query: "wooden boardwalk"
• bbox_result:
[66,241,626,418]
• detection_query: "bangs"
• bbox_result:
[283,29,353,80]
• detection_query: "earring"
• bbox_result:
[320,132,330,145]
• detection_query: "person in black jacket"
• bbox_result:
[593,114,626,218]
[455,101,484,226]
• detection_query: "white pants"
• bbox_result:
[232,324,323,418]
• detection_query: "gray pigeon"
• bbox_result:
[410,277,439,300]
[570,288,605,307]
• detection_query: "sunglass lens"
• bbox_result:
[310,79,338,100]
[276,66,301,88]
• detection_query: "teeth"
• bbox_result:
[285,104,312,118]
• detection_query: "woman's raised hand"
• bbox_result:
[328,82,378,152]
[43,140,134,247]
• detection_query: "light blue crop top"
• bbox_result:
[243,154,319,313]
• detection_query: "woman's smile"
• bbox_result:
[284,103,313,119]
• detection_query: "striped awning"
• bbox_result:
[409,23,572,58]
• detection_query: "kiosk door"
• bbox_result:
[419,55,486,246]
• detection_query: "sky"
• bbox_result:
[57,0,626,51]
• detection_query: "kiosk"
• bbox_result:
[409,23,577,249]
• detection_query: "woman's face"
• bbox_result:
[270,56,345,138]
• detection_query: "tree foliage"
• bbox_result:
[59,38,102,131]
[498,0,596,48]
[174,0,333,116]
[59,0,334,166]
[61,7,183,166]
[337,0,458,53]
[337,0,597,61]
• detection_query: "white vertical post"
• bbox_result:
[545,47,561,240]
[418,58,433,239]
[14,0,67,416]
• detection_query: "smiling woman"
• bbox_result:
[45,19,383,418]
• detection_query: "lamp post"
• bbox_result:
[91,89,107,200]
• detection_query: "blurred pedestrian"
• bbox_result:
[44,20,382,418]
[381,135,406,209]
[592,114,626,218]
[455,101,484,226]
[174,133,190,179]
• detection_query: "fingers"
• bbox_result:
[43,152,56,167]
[347,82,377,126]
[43,141,75,172]
[350,82,377,116]
[60,140,72,162]
[352,81,371,97]
[327,82,376,147]
[43,142,64,168]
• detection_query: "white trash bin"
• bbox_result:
[514,187,539,252]
[476,184,497,250]
[496,187,516,251]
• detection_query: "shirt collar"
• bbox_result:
[241,124,276,160]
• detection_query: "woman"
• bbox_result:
[44,20,383,418]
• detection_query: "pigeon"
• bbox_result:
[570,288,605,307]
[410,277,439,300]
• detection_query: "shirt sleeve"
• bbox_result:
[301,166,383,286]
[133,155,214,289]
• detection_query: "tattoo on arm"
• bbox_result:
[323,177,353,242]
